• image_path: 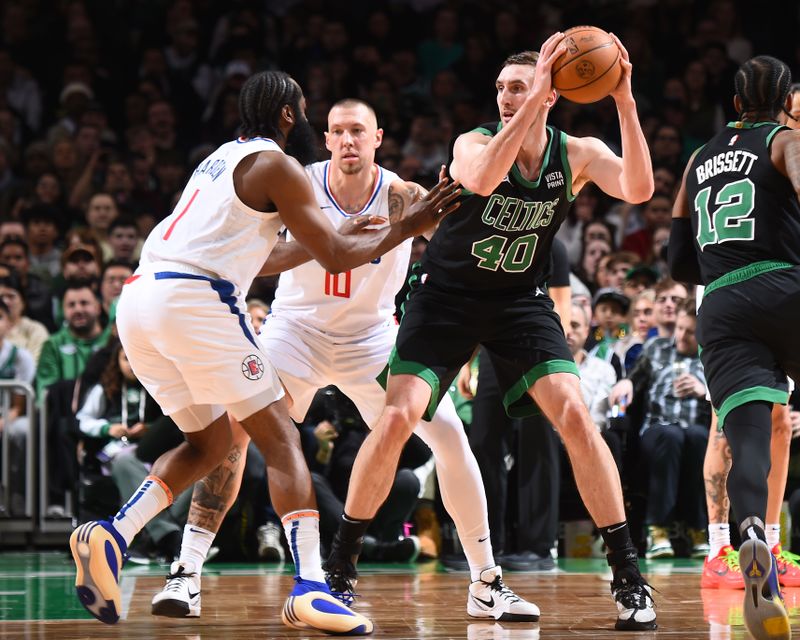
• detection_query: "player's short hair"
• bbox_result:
[329,98,377,124]
[238,71,303,142]
[790,83,800,96]
[734,55,793,119]
[502,51,539,68]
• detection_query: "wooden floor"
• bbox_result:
[2,554,800,639]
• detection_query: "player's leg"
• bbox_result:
[234,396,372,635]
[701,412,744,589]
[766,404,800,587]
[151,417,251,618]
[70,278,236,625]
[350,370,539,622]
[70,404,231,625]
[699,286,790,640]
[529,372,655,631]
[323,373,431,597]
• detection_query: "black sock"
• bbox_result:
[600,521,640,578]
[331,513,372,562]
[600,521,633,553]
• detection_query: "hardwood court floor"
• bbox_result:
[2,552,799,639]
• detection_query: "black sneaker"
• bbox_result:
[610,572,657,631]
[323,552,359,606]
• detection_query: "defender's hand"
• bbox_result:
[398,176,461,237]
[339,215,387,235]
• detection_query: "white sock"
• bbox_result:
[113,475,172,546]
[282,510,325,583]
[179,524,215,575]
[707,523,730,560]
[415,398,495,582]
[766,523,781,550]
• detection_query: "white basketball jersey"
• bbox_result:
[270,161,412,335]
[140,137,283,293]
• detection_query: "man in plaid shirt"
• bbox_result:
[609,298,710,559]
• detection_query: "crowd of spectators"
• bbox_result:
[2,0,800,562]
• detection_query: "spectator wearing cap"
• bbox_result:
[48,81,94,142]
[608,299,710,559]
[0,273,50,362]
[50,242,102,329]
[623,264,659,300]
[0,237,54,332]
[585,288,629,379]
[23,205,62,282]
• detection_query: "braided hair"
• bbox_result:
[734,55,792,121]
[238,71,303,141]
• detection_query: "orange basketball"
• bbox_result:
[551,26,622,104]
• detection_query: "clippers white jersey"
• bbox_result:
[140,136,283,293]
[270,161,411,335]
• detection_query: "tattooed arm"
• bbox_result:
[388,179,439,240]
[188,441,246,533]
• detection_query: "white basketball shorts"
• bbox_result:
[117,266,284,431]
[259,315,394,425]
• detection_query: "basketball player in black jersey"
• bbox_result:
[325,31,658,631]
[669,55,800,640]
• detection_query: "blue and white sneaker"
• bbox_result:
[740,539,791,640]
[69,520,128,624]
[281,576,373,635]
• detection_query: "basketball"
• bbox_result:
[552,26,622,104]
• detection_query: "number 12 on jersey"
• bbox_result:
[325,271,351,298]
[695,178,755,250]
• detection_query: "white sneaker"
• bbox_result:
[611,573,657,630]
[256,522,285,562]
[151,561,201,618]
[467,566,540,622]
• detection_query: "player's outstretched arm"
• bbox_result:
[258,215,388,277]
[238,152,460,274]
[450,32,566,195]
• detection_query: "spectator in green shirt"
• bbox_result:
[36,279,107,400]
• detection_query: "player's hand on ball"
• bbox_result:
[608,33,633,103]
[400,175,461,237]
[530,31,565,107]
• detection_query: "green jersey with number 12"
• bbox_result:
[685,121,800,284]
[420,121,575,296]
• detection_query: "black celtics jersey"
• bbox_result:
[420,121,575,296]
[685,121,800,284]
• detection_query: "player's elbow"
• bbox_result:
[625,181,654,204]
[460,176,495,197]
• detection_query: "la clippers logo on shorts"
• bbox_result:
[242,354,264,380]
